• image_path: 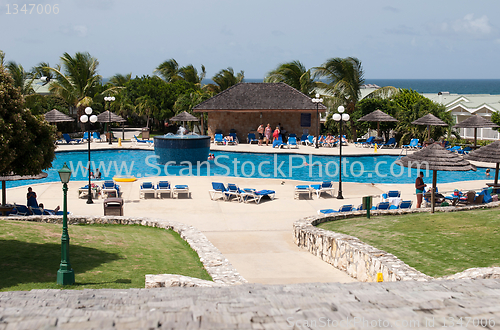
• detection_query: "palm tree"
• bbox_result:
[315,57,397,140]
[46,52,101,119]
[6,61,34,95]
[109,73,132,87]
[135,96,157,129]
[204,67,244,94]
[178,64,206,87]
[155,59,181,82]
[264,60,318,96]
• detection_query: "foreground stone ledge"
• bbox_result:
[294,202,500,282]
[2,215,247,287]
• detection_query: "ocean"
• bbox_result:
[240,78,500,95]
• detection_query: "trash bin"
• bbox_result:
[362,196,373,219]
[142,127,150,139]
[104,197,123,216]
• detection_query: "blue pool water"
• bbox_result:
[5,149,488,188]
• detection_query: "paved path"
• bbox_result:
[1,279,500,329]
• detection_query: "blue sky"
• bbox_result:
[1,0,499,79]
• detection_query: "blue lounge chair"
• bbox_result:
[311,181,335,198]
[288,136,299,149]
[379,137,397,149]
[389,200,413,210]
[225,183,244,202]
[156,181,171,198]
[209,182,227,201]
[172,185,190,198]
[92,132,102,142]
[241,189,275,204]
[140,182,156,199]
[228,133,239,144]
[306,135,315,146]
[371,202,390,210]
[14,205,31,215]
[318,204,354,215]
[272,135,287,148]
[247,133,258,144]
[361,136,375,148]
[294,185,311,199]
[387,190,401,198]
[102,180,120,197]
[30,207,44,215]
[133,135,153,147]
[82,132,90,142]
[402,138,420,149]
[447,146,462,153]
[300,134,308,145]
[62,133,82,144]
[214,134,226,145]
[457,146,472,155]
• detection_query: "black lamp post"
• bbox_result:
[80,107,97,204]
[311,93,323,149]
[104,96,115,145]
[333,105,349,199]
[57,162,75,285]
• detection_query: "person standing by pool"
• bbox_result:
[265,124,272,146]
[272,126,280,143]
[257,124,264,146]
[415,171,427,208]
[27,187,38,208]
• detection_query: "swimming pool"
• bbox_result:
[5,149,487,188]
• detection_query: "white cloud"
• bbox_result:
[59,24,88,38]
[443,14,492,36]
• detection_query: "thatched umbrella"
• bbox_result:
[97,111,127,140]
[453,115,499,148]
[44,109,74,123]
[396,143,476,213]
[411,114,448,141]
[358,109,398,138]
[0,172,48,212]
[464,140,500,186]
[170,111,199,130]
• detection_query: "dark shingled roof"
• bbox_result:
[193,83,327,112]
[358,109,397,122]
[453,115,499,129]
[170,111,199,122]
[411,113,448,126]
[44,109,74,123]
[396,143,476,171]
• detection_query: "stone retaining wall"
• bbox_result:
[2,215,247,287]
[294,202,500,282]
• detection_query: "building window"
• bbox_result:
[300,113,311,127]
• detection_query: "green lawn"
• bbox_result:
[317,208,500,277]
[0,220,212,291]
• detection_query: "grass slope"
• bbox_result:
[0,220,211,291]
[317,208,500,277]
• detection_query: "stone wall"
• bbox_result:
[3,215,247,288]
[294,202,500,282]
[206,111,319,142]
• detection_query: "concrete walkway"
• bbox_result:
[3,140,494,285]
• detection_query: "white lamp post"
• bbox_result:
[311,93,324,148]
[333,105,350,199]
[80,107,98,204]
[104,96,116,145]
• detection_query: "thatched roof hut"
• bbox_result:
[453,115,499,147]
[97,111,126,123]
[411,114,448,141]
[396,143,476,213]
[44,109,74,123]
[358,110,398,137]
[465,140,500,185]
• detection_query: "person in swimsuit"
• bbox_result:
[264,124,272,146]
[415,171,427,208]
[257,124,264,146]
[26,187,38,208]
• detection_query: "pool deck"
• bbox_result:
[3,140,495,285]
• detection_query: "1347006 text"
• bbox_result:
[6,4,59,14]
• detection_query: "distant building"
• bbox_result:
[193,83,327,141]
[424,92,500,140]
